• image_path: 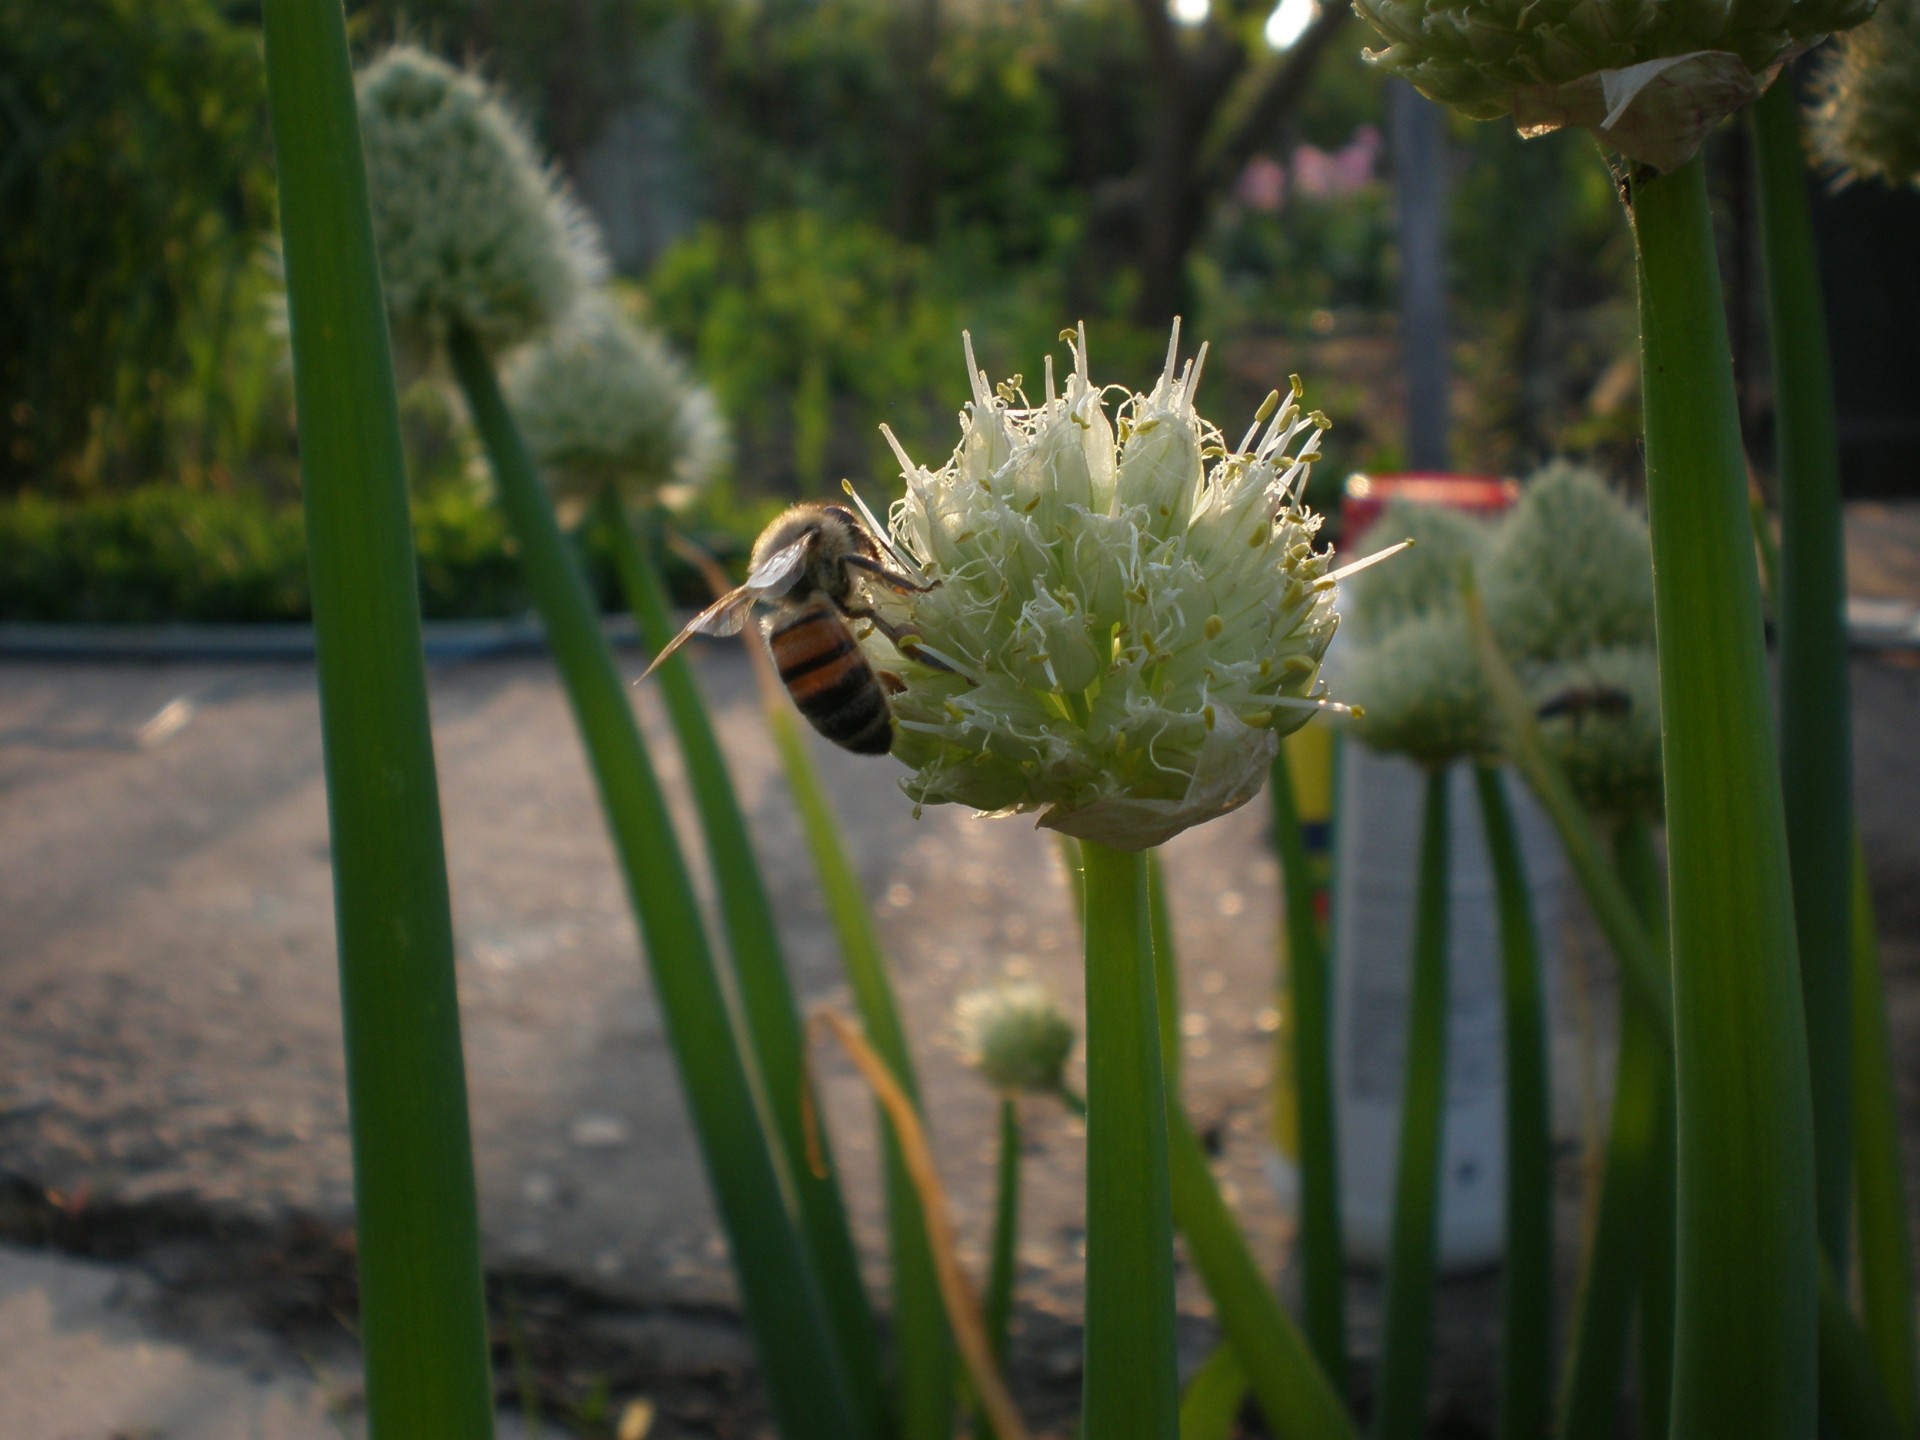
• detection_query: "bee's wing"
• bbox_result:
[638,536,814,681]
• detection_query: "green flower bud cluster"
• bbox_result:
[1355,0,1878,169]
[506,294,730,513]
[1487,463,1662,822]
[1811,0,1920,188]
[1342,497,1502,768]
[357,46,602,359]
[866,326,1346,852]
[955,981,1077,1096]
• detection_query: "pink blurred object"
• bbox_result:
[1236,154,1287,213]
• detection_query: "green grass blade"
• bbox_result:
[761,699,954,1440]
[1629,154,1817,1440]
[1166,1103,1360,1440]
[260,6,494,1434]
[597,493,883,1432]
[985,1096,1021,1367]
[1079,840,1180,1440]
[1818,1257,1910,1440]
[1179,1345,1249,1440]
[1475,766,1553,1440]
[447,324,860,1440]
[1850,841,1920,1432]
[1372,766,1452,1440]
[1270,749,1348,1388]
[1752,80,1856,1275]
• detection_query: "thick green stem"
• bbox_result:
[1850,842,1920,1433]
[1475,766,1552,1440]
[1147,852,1182,1094]
[1752,79,1855,1277]
[1372,766,1451,1440]
[1079,840,1180,1440]
[762,702,953,1440]
[260,6,493,1435]
[449,324,860,1440]
[1271,749,1348,1389]
[598,493,883,1433]
[1629,154,1816,1440]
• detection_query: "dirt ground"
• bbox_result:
[1,626,1915,1437]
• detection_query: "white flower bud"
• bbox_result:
[1346,609,1501,767]
[955,981,1076,1095]
[1532,645,1665,822]
[356,46,603,358]
[1344,497,1491,641]
[506,294,730,513]
[868,327,1342,851]
[1485,461,1653,666]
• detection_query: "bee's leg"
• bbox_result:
[845,554,938,594]
[842,604,961,675]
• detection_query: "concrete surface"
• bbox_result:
[1,640,1916,1437]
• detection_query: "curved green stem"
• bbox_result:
[261,6,493,1433]
[1372,766,1451,1440]
[1629,154,1816,1440]
[1271,748,1348,1389]
[1752,79,1855,1277]
[1475,766,1552,1440]
[1079,840,1180,1440]
[450,323,860,1440]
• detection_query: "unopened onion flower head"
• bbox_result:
[507,294,730,515]
[356,45,603,363]
[1484,460,1653,665]
[1354,0,1878,169]
[955,981,1076,1096]
[1344,496,1490,642]
[863,325,1347,852]
[1532,645,1664,822]
[1346,609,1501,767]
[1810,0,1920,188]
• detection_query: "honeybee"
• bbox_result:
[1535,685,1634,726]
[643,502,942,755]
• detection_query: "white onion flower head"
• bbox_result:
[1355,0,1878,169]
[357,46,603,360]
[1485,461,1653,665]
[1532,645,1665,822]
[1346,609,1501,767]
[1344,497,1491,640]
[955,981,1077,1095]
[1810,0,1920,188]
[507,294,731,514]
[865,325,1346,851]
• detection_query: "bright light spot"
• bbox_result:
[1265,0,1319,49]
[1171,0,1210,26]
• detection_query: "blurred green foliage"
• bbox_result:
[0,0,281,493]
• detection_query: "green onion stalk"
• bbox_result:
[1751,78,1855,1277]
[261,7,494,1433]
[1270,749,1348,1389]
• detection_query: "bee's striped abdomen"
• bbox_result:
[770,601,894,755]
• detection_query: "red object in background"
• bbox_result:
[1341,471,1517,541]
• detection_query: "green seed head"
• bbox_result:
[1346,609,1501,767]
[1344,497,1491,640]
[868,325,1342,851]
[955,981,1077,1096]
[1532,645,1664,822]
[356,46,602,358]
[1485,460,1653,665]
[1810,0,1920,188]
[506,294,730,513]
[1356,0,1879,168]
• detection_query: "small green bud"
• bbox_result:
[955,981,1077,1095]
[1810,0,1920,188]
[356,46,602,358]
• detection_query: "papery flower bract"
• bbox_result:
[955,981,1077,1095]
[506,294,730,515]
[864,327,1342,851]
[1345,496,1491,641]
[1346,609,1501,767]
[357,46,603,360]
[1485,460,1654,665]
[1532,644,1665,822]
[1811,0,1920,188]
[1355,0,1878,169]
